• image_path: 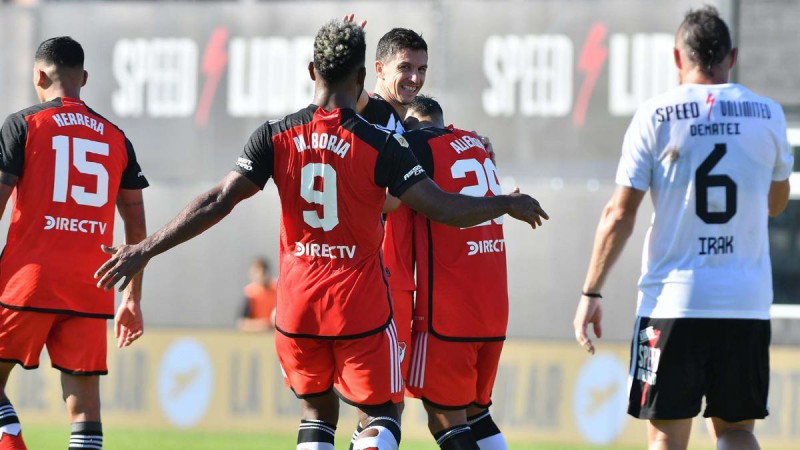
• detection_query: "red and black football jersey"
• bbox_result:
[359,93,416,291]
[233,105,427,339]
[406,126,508,341]
[0,97,149,317]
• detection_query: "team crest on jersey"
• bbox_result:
[398,341,407,362]
[393,133,409,148]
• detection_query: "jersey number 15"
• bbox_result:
[52,136,109,207]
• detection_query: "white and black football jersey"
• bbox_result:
[616,83,794,319]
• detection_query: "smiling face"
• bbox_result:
[375,48,428,112]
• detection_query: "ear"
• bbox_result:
[673,48,682,70]
[35,68,48,88]
[374,59,384,79]
[728,48,738,69]
[82,70,88,87]
[308,61,316,81]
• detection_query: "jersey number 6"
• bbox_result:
[52,135,109,207]
[695,143,737,224]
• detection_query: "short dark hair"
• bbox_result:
[408,95,443,119]
[313,20,366,84]
[678,6,732,76]
[35,36,84,69]
[376,28,427,62]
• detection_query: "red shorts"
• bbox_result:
[391,289,413,381]
[275,321,404,407]
[406,331,503,409]
[0,307,107,374]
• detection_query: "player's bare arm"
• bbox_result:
[573,185,645,354]
[113,188,147,348]
[95,171,260,292]
[0,171,19,218]
[399,177,549,229]
[768,179,791,217]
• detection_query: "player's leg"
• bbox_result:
[49,315,108,450]
[706,418,758,450]
[336,324,403,450]
[297,391,339,450]
[0,307,54,450]
[628,318,706,450]
[274,333,339,450]
[407,331,483,449]
[466,341,506,450]
[0,362,26,450]
[61,374,103,450]
[423,404,478,450]
[647,419,692,450]
[703,319,770,450]
[466,408,504,450]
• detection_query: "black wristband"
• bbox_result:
[582,292,603,298]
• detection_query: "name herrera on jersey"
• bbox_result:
[51,112,105,135]
[293,133,350,158]
[44,215,107,234]
[294,241,356,259]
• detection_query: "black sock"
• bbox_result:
[348,423,363,450]
[297,419,336,448]
[69,421,103,449]
[0,400,22,437]
[434,425,479,450]
[467,410,501,440]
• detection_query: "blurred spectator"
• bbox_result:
[237,257,277,332]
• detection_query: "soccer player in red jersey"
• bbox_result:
[357,27,428,386]
[0,37,148,450]
[401,96,509,450]
[95,19,546,450]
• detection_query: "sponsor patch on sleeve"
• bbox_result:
[236,157,253,171]
[403,165,425,180]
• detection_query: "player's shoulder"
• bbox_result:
[727,84,785,117]
[83,103,128,138]
[3,99,61,125]
[264,105,316,135]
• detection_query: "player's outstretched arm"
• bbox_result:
[113,188,147,348]
[95,172,260,292]
[573,185,645,354]
[399,178,549,229]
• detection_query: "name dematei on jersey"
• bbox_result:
[616,83,794,320]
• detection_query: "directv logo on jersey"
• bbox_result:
[44,216,107,234]
[294,242,356,259]
[236,157,253,171]
[403,165,424,180]
[467,239,505,256]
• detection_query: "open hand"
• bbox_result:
[94,244,149,292]
[573,295,603,354]
[507,187,549,229]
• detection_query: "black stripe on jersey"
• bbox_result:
[0,356,39,370]
[290,385,334,400]
[0,301,113,319]
[333,388,396,410]
[360,94,403,132]
[419,394,475,411]
[424,217,505,343]
[51,363,108,376]
[275,314,392,341]
[0,99,62,176]
[403,127,448,174]
[84,104,149,190]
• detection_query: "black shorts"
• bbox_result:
[627,317,770,422]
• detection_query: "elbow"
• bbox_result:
[602,205,636,239]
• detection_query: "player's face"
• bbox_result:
[377,49,428,106]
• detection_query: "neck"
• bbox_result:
[42,85,81,102]
[312,85,358,112]
[680,68,730,85]
[374,83,407,117]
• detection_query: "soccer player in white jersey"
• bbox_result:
[572,6,793,450]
